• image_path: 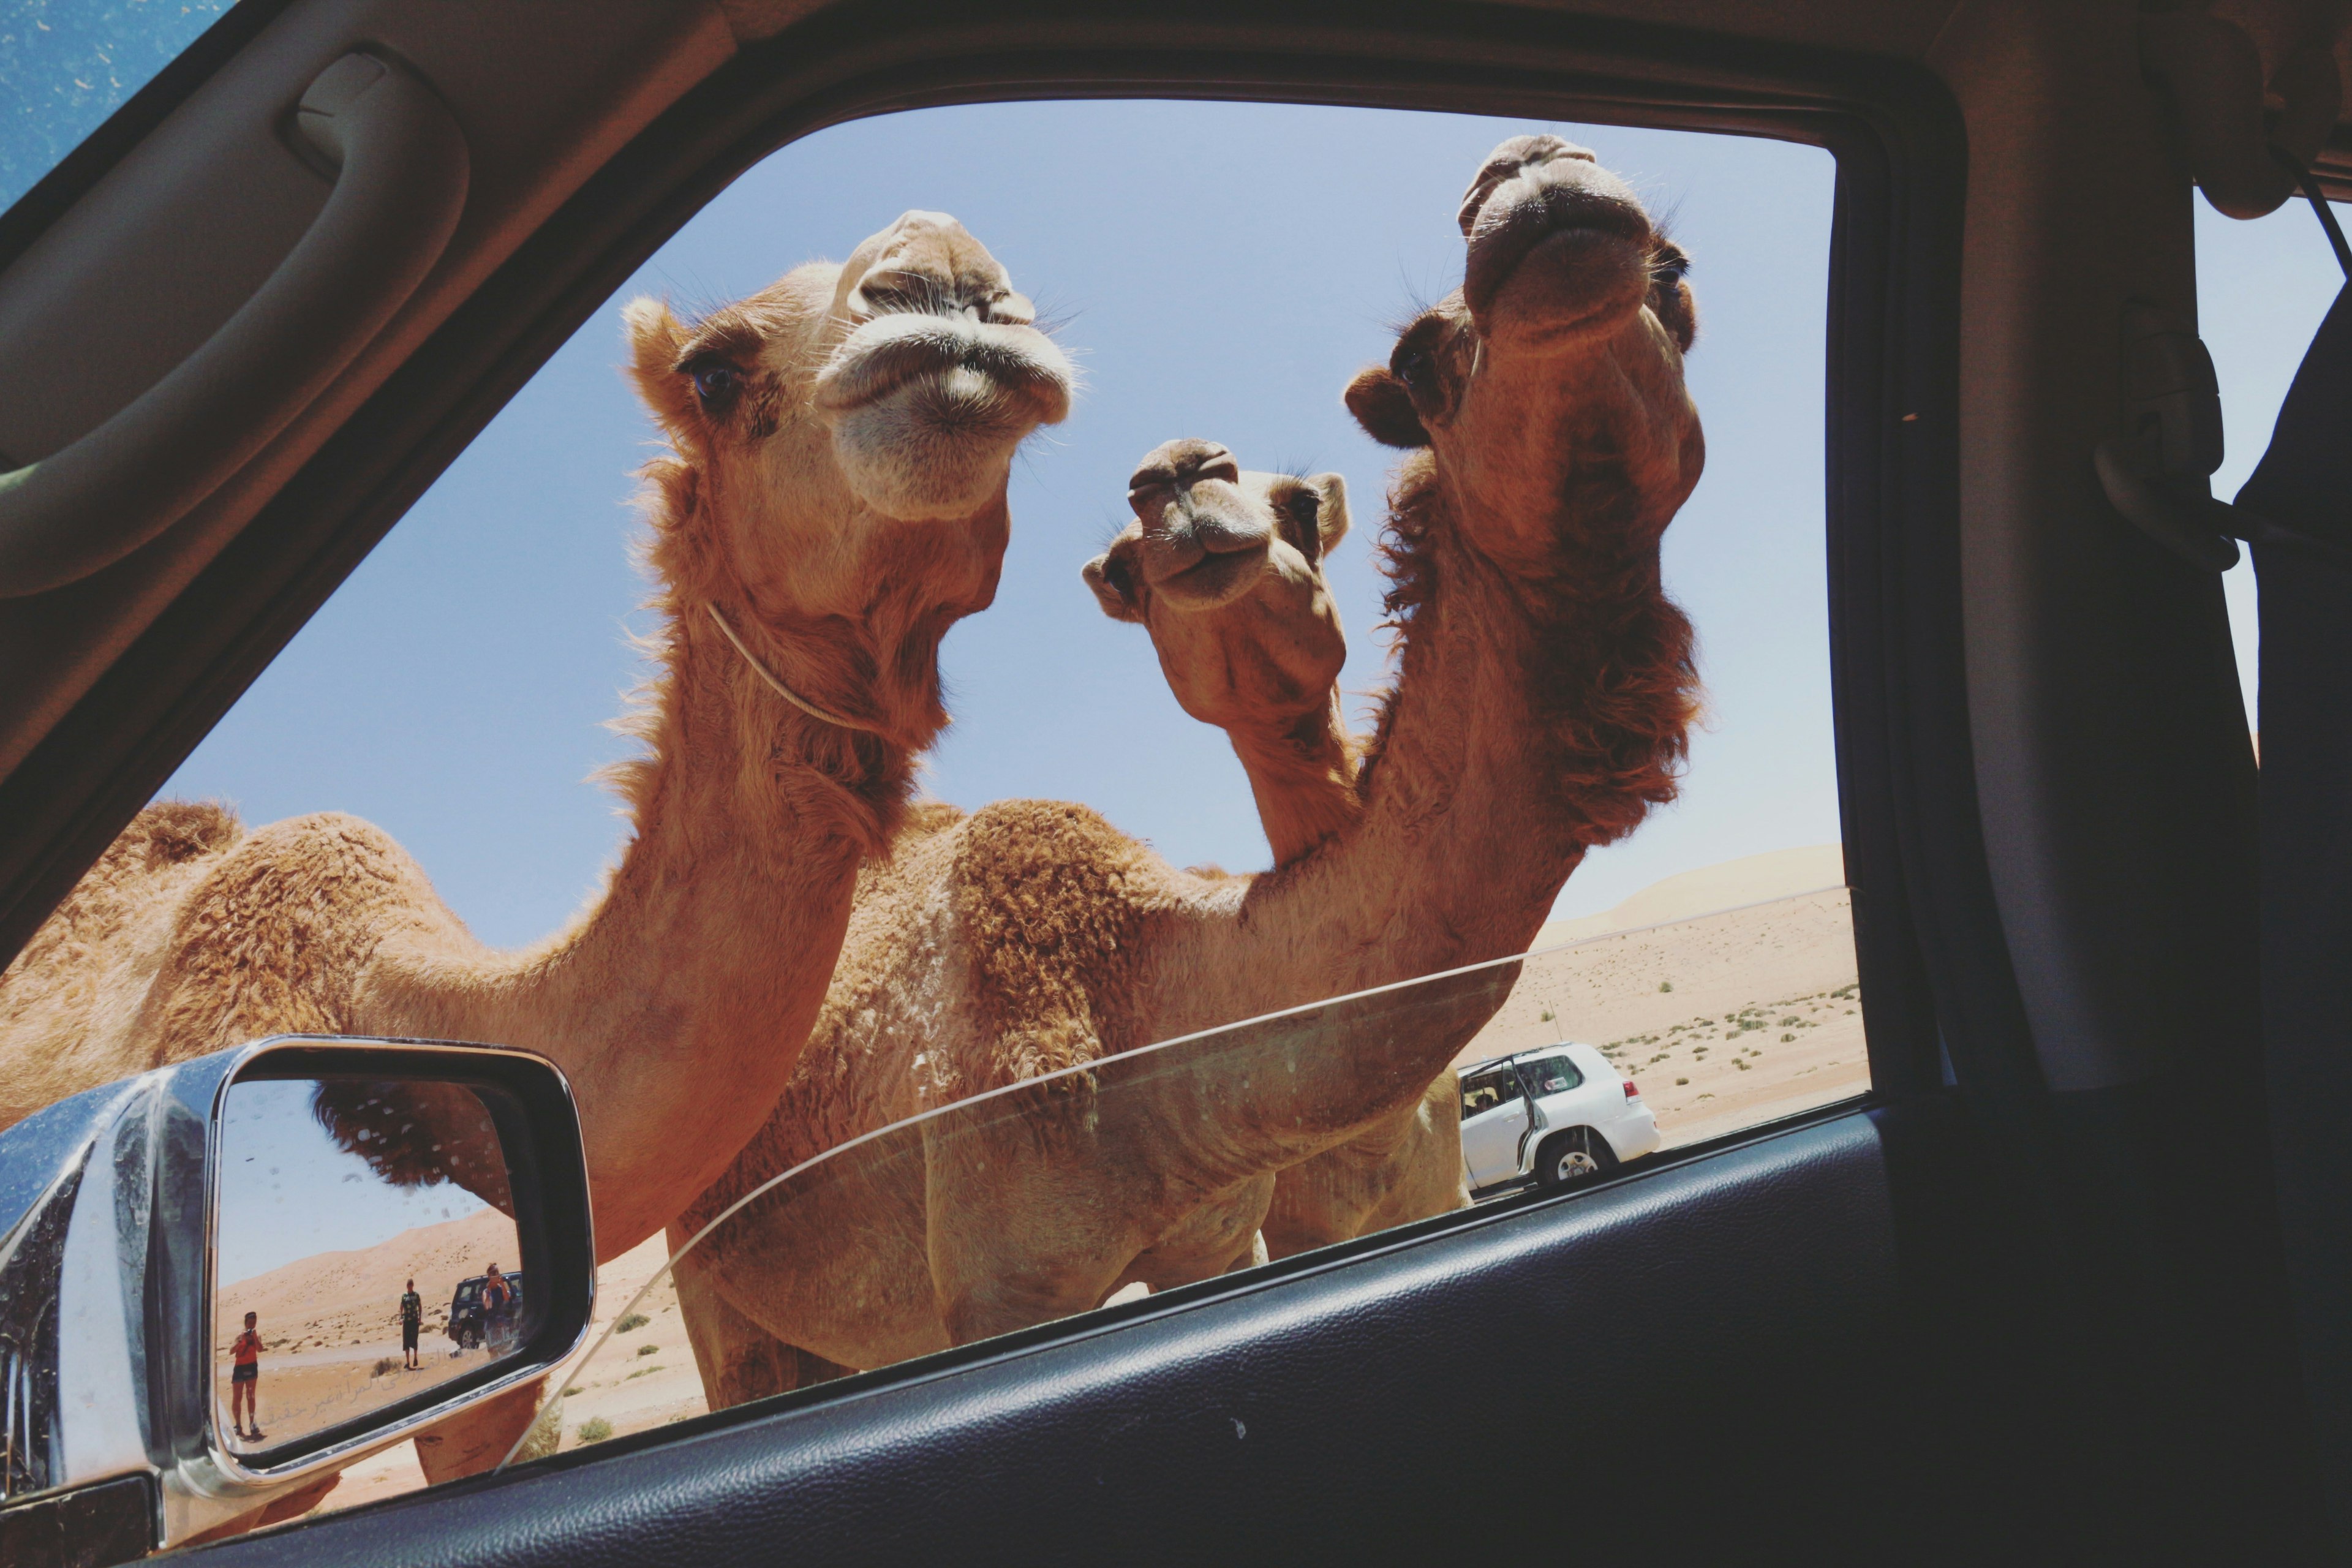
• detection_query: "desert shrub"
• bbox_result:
[563,1385,584,1397]
[1735,1060,1750,1071]
[616,1313,649,1333]
[1782,1033,1796,1042]
[372,1357,399,1377]
[1659,981,1673,993]
[1675,1077,1690,1086]
[577,1417,614,1444]
[1539,1008,1556,1022]
[636,1343,658,1357]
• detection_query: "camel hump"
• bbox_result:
[121,799,244,870]
[901,799,968,840]
[950,800,1169,1088]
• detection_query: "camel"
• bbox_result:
[665,134,1703,1405]
[0,209,1072,1502]
[1084,439,1468,1261]
[1087,439,1471,1262]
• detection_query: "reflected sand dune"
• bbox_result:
[214,1205,520,1452]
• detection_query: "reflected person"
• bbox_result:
[481,1262,513,1352]
[400,1277,423,1370]
[229,1311,265,1441]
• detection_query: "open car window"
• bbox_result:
[15,97,1854,1529]
[521,892,1869,1463]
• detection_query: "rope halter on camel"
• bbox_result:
[704,602,885,735]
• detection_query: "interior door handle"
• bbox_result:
[0,53,469,598]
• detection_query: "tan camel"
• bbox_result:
[0,210,1071,1499]
[1082,439,1468,1259]
[667,135,1702,1404]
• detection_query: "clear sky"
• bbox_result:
[164,100,1846,951]
[2197,195,2352,718]
[216,1078,494,1287]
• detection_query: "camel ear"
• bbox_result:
[623,296,698,438]
[1344,365,1429,448]
[1082,552,1145,624]
[1308,473,1351,552]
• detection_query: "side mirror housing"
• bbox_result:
[0,1036,594,1559]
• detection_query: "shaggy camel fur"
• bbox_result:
[671,440,1458,1400]
[0,211,1070,1497]
[669,135,1703,1398]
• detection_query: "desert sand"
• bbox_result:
[1453,844,1868,1148]
[214,1204,521,1453]
[315,1228,702,1513]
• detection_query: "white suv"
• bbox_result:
[1458,1042,1660,1194]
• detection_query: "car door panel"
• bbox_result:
[184,1107,1913,1565]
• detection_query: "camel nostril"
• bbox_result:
[1163,440,1239,486]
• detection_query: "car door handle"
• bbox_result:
[0,52,469,598]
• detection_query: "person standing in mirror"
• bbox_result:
[481,1262,513,1353]
[399,1278,423,1370]
[230,1311,265,1441]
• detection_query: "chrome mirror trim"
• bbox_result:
[0,1035,594,1553]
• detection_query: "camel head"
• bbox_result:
[622,211,1074,745]
[1082,438,1351,738]
[1344,136,1703,566]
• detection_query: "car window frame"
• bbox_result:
[0,0,2004,1518]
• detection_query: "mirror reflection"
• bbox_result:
[212,1076,532,1457]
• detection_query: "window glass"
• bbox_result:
[3,99,1856,1523]
[2195,189,2352,726]
[1461,1068,1523,1117]
[0,0,236,214]
[1518,1055,1583,1096]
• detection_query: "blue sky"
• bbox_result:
[216,1077,498,1287]
[2197,196,2352,714]
[164,102,1844,949]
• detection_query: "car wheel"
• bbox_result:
[1536,1130,1618,1190]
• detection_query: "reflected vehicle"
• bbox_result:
[211,1075,537,1461]
[1457,1044,1660,1195]
[447,1272,527,1352]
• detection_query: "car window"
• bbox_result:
[6,98,1860,1526]
[1518,1055,1583,1096]
[0,0,236,214]
[2194,187,2352,726]
[1461,1068,1523,1116]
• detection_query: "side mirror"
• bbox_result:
[0,1036,594,1560]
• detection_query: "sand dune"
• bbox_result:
[1460,848,1868,1148]
[218,1204,519,1357]
[214,1204,524,1454]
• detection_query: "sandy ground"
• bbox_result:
[214,1205,520,1452]
[1453,879,1869,1150]
[314,1231,704,1513]
[300,847,1871,1515]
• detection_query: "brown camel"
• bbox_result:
[0,209,1071,1498]
[665,135,1702,1405]
[1087,439,1468,1260]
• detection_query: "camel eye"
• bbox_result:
[1651,251,1690,287]
[690,363,739,407]
[1282,489,1324,563]
[1394,346,1437,401]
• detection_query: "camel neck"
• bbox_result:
[1225,693,1362,867]
[1182,478,1694,1144]
[364,601,922,1259]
